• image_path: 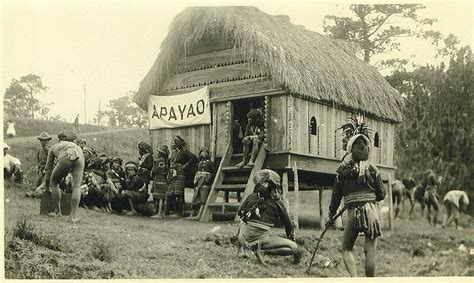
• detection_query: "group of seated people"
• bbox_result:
[30,132,216,219]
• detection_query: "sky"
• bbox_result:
[1,0,473,123]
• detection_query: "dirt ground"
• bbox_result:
[3,180,474,279]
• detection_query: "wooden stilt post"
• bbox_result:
[282,172,289,210]
[388,174,394,231]
[319,188,325,230]
[293,162,299,230]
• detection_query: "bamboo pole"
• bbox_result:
[282,172,289,210]
[319,188,325,230]
[293,162,299,230]
[388,174,394,230]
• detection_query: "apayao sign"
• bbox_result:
[148,86,211,129]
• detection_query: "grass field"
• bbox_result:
[3,127,474,278]
[3,117,120,138]
[4,178,473,279]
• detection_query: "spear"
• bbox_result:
[306,206,347,273]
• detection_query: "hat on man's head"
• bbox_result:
[58,130,77,141]
[346,134,371,154]
[124,161,138,170]
[82,146,96,156]
[110,157,123,166]
[137,141,152,153]
[3,142,10,150]
[98,153,107,158]
[198,147,210,156]
[253,169,281,187]
[37,132,52,140]
[173,135,186,146]
[157,145,169,156]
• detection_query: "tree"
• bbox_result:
[3,74,49,119]
[387,47,473,192]
[324,4,441,68]
[99,91,147,127]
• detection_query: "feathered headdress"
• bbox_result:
[336,115,373,151]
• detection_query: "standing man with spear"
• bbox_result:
[318,117,385,277]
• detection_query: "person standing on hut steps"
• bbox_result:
[44,130,84,222]
[236,108,264,168]
[150,145,170,219]
[168,135,198,217]
[327,127,385,277]
[236,169,301,265]
[188,147,215,219]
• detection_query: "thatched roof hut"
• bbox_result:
[135,6,403,123]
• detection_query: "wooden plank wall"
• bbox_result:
[291,96,396,167]
[267,95,288,152]
[151,124,210,157]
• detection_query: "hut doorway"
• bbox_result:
[231,98,264,154]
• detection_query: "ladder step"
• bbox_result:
[208,202,241,208]
[222,166,253,172]
[215,184,246,191]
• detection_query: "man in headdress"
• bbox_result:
[235,108,264,168]
[327,118,385,277]
[168,135,198,217]
[188,147,215,219]
[236,169,300,265]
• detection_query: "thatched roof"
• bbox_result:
[135,6,404,123]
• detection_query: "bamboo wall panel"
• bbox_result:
[215,102,229,156]
[151,124,209,156]
[267,96,288,152]
[291,97,309,154]
[290,99,396,167]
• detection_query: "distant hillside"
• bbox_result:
[6,128,151,177]
[3,118,122,138]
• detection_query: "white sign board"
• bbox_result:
[148,86,211,130]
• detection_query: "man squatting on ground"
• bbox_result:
[443,190,470,230]
[43,130,85,222]
[237,169,300,265]
[327,133,385,277]
[188,147,215,219]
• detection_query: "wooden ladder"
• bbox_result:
[200,143,267,222]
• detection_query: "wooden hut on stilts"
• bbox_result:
[134,7,404,228]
